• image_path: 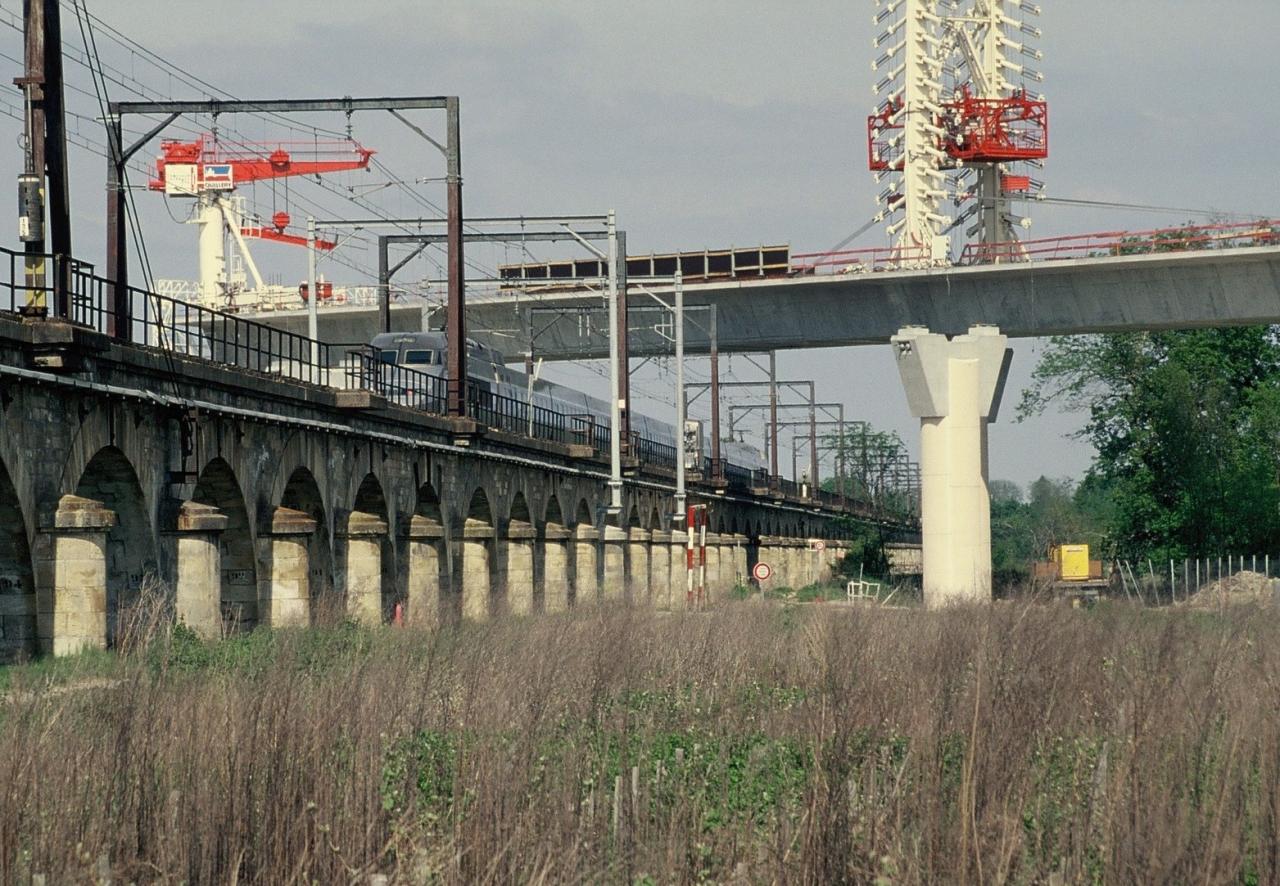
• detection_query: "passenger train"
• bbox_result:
[369,331,768,472]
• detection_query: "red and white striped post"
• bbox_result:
[686,504,708,609]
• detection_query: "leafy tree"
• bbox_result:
[1019,327,1280,560]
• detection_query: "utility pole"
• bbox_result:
[605,210,622,516]
[615,231,630,456]
[443,96,466,417]
[709,304,722,483]
[17,0,70,317]
[674,269,686,520]
[17,0,46,314]
[768,350,779,484]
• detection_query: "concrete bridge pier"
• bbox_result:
[573,525,599,607]
[542,523,572,612]
[404,516,445,628]
[342,511,388,627]
[261,507,318,628]
[172,501,229,639]
[702,534,722,600]
[627,528,651,604]
[891,325,1009,607]
[504,521,536,616]
[37,495,115,656]
[602,526,627,601]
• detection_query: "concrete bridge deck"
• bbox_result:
[0,311,912,659]
[469,245,1280,359]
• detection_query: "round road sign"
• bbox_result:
[813,540,826,553]
[752,562,773,582]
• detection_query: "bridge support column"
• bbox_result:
[627,528,651,604]
[37,495,116,656]
[892,325,1009,607]
[542,525,571,612]
[458,524,493,622]
[262,507,318,629]
[172,501,229,639]
[602,526,627,602]
[405,517,445,628]
[669,529,689,609]
[342,511,388,627]
[650,530,671,609]
[573,525,599,607]
[505,523,536,616]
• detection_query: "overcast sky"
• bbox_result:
[4,1,1279,489]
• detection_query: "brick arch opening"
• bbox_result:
[192,458,257,633]
[280,466,333,614]
[0,456,33,661]
[75,446,157,647]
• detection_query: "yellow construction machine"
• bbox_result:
[1033,544,1108,604]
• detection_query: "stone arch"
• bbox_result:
[575,498,593,527]
[0,456,34,661]
[509,492,533,527]
[279,466,333,615]
[626,504,642,528]
[74,446,158,647]
[466,487,493,526]
[544,495,565,528]
[415,482,443,524]
[647,506,662,531]
[191,457,257,633]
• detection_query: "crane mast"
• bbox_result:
[869,0,1047,266]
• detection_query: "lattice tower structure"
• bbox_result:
[868,0,1047,266]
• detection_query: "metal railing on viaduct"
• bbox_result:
[0,247,918,659]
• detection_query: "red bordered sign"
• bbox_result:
[752,562,773,582]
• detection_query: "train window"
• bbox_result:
[379,350,398,364]
[404,350,434,365]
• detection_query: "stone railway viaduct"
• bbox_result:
[0,314,909,659]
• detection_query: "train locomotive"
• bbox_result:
[369,331,768,473]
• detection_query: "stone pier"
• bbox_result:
[543,524,572,612]
[458,523,493,622]
[260,507,317,629]
[37,495,115,655]
[505,522,536,616]
[573,524,599,607]
[669,529,689,610]
[342,511,387,626]
[602,525,627,602]
[627,527,651,604]
[650,529,672,609]
[172,501,228,639]
[405,516,445,628]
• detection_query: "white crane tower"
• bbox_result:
[868,0,1047,266]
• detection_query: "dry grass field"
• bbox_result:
[2,598,1278,884]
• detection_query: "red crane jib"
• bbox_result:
[148,136,375,191]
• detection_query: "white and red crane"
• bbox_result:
[149,135,374,308]
[867,0,1047,266]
